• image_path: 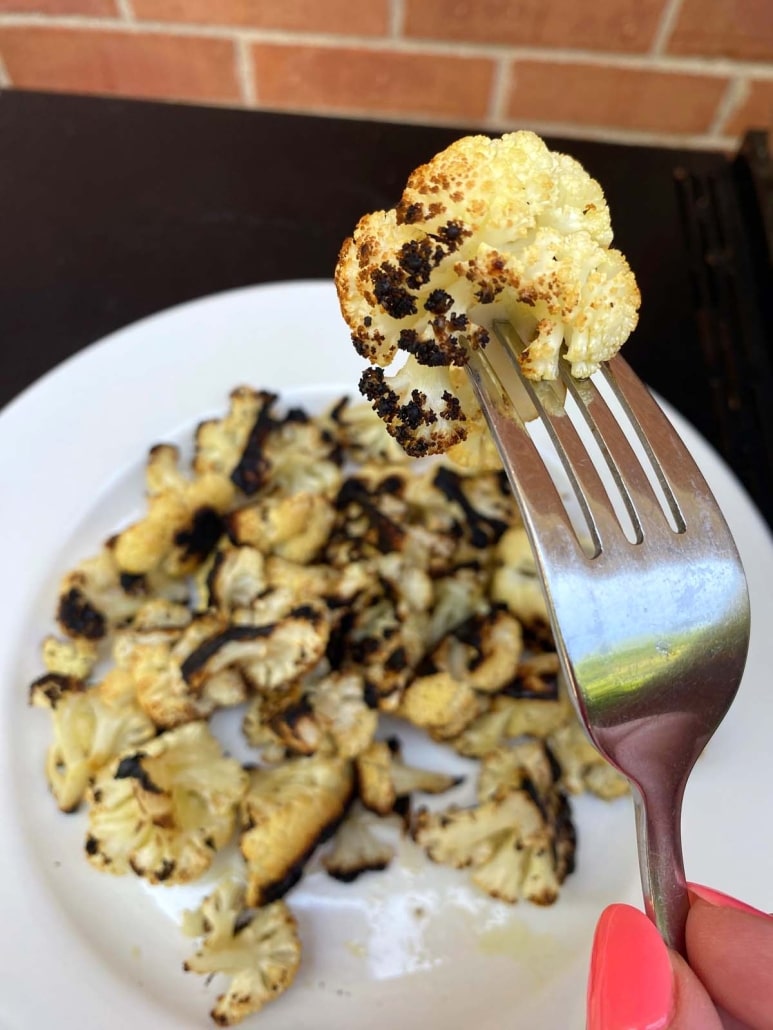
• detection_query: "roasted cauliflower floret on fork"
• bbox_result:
[335,130,640,462]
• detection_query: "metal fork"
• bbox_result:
[466,321,751,955]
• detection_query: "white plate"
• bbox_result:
[1,280,771,1030]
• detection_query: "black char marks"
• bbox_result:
[231,393,278,496]
[114,752,163,794]
[432,220,471,252]
[359,367,466,458]
[58,587,106,641]
[174,506,224,564]
[335,477,406,553]
[432,466,508,548]
[180,623,274,685]
[397,239,445,290]
[372,265,417,320]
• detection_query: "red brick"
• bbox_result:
[506,61,727,134]
[252,43,495,120]
[725,80,773,135]
[0,0,115,12]
[404,0,666,53]
[668,0,773,62]
[0,27,241,103]
[132,0,389,35]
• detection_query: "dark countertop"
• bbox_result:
[1,89,771,524]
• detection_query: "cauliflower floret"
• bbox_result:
[548,720,629,800]
[492,527,550,630]
[447,659,567,757]
[428,607,524,693]
[85,721,248,884]
[270,671,378,759]
[30,672,156,813]
[183,878,301,1027]
[337,590,427,711]
[194,387,278,487]
[240,753,355,905]
[226,492,335,565]
[413,779,573,905]
[356,738,462,816]
[425,566,490,647]
[430,465,515,550]
[399,672,484,740]
[183,602,330,694]
[323,801,396,882]
[114,612,234,728]
[196,543,267,612]
[56,547,188,641]
[263,411,343,498]
[447,702,517,759]
[41,635,99,680]
[335,130,640,461]
[112,444,234,576]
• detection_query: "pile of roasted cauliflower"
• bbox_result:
[30,384,627,1025]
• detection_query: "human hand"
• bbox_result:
[586,884,773,1029]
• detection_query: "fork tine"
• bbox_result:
[492,322,638,553]
[466,345,586,569]
[604,357,713,528]
[559,361,681,539]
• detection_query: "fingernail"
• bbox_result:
[688,882,769,917]
[587,904,673,1030]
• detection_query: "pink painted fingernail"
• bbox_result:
[587,904,673,1030]
[688,882,769,917]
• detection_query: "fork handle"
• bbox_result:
[632,783,690,956]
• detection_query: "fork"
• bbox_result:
[466,321,751,955]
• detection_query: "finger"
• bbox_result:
[667,952,723,1030]
[686,899,773,1030]
[587,904,675,1029]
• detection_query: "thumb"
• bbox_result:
[587,904,721,1030]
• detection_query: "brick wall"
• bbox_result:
[0,0,770,150]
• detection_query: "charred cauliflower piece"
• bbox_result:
[183,878,301,1026]
[85,721,248,884]
[491,525,550,630]
[226,492,335,565]
[194,386,278,487]
[336,589,427,712]
[41,635,98,680]
[240,752,355,905]
[336,130,640,461]
[399,672,484,740]
[414,763,574,907]
[197,544,267,613]
[428,607,523,694]
[270,671,378,759]
[183,602,330,694]
[56,547,187,641]
[548,720,629,800]
[262,408,343,498]
[30,672,155,812]
[356,738,462,816]
[112,444,234,576]
[323,801,396,882]
[114,611,239,729]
